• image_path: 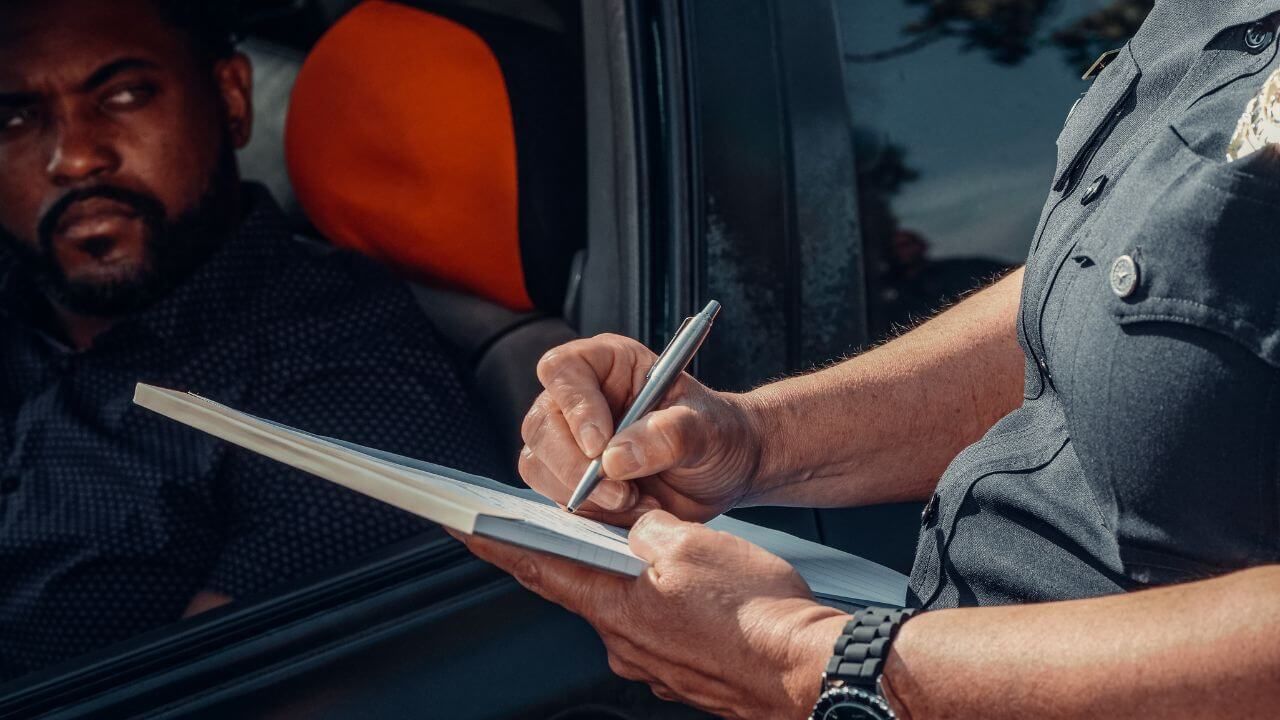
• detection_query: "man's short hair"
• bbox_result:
[153,0,241,63]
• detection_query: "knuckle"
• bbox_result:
[511,555,542,595]
[563,399,597,425]
[630,510,658,537]
[651,415,687,462]
[520,395,550,443]
[517,447,538,478]
[538,347,566,373]
[606,652,635,679]
[667,526,706,560]
[537,345,581,386]
[600,333,642,358]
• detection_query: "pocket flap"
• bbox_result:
[1105,142,1280,367]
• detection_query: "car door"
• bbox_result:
[0,1,879,717]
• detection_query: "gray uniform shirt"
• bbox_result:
[908,0,1280,609]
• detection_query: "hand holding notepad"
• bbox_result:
[133,383,906,607]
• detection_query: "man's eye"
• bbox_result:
[102,85,155,111]
[0,108,35,133]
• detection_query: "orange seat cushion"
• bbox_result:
[286,0,532,311]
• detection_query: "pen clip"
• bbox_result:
[646,316,693,380]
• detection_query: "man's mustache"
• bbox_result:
[37,185,166,252]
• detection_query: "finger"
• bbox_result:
[604,648,652,683]
[519,392,556,449]
[627,509,694,563]
[520,445,642,516]
[650,684,679,703]
[537,338,631,458]
[570,494,663,529]
[525,407,640,514]
[518,445,572,504]
[601,405,706,481]
[463,535,629,617]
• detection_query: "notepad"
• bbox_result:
[133,383,908,608]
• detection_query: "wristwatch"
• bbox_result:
[810,607,916,720]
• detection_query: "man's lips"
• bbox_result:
[52,197,141,242]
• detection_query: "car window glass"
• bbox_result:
[0,0,585,691]
[834,0,1154,339]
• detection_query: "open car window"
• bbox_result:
[0,0,587,697]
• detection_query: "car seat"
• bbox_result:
[243,0,586,475]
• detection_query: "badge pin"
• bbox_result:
[1082,49,1122,81]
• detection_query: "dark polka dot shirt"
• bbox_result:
[0,185,502,681]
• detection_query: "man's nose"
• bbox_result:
[45,117,121,186]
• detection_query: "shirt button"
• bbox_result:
[1245,22,1275,53]
[921,494,939,526]
[1110,254,1140,298]
[1080,175,1107,205]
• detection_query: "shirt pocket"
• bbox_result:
[1100,128,1280,368]
[1168,21,1280,174]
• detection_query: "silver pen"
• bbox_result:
[566,300,722,513]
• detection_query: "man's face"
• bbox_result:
[0,0,252,317]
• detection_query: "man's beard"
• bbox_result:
[0,146,239,319]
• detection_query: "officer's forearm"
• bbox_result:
[740,268,1026,509]
[881,565,1280,719]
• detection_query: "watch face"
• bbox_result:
[812,688,894,720]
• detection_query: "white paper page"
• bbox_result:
[271,419,906,604]
[137,384,905,604]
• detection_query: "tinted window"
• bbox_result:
[835,0,1153,338]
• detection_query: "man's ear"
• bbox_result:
[215,53,254,150]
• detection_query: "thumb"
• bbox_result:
[628,509,692,563]
[602,404,706,481]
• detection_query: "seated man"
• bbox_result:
[0,0,500,680]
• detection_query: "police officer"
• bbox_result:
[454,2,1280,717]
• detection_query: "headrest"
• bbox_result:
[286,0,532,311]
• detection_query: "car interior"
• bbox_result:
[238,0,588,472]
[233,0,928,577]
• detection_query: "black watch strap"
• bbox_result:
[824,607,917,691]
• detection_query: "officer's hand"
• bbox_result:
[521,334,761,524]
[451,511,846,719]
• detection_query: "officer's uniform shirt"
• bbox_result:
[909,0,1280,608]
